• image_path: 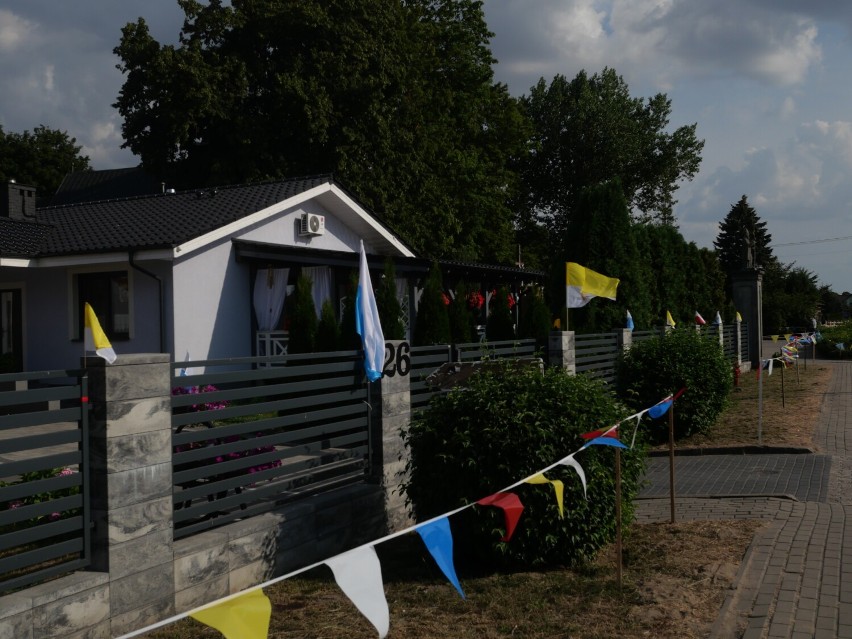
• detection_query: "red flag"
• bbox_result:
[580,427,618,440]
[477,492,524,541]
[695,311,706,325]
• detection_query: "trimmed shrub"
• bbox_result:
[517,288,551,341]
[402,365,645,568]
[413,262,450,346]
[486,286,515,341]
[616,328,733,441]
[815,322,852,357]
[376,258,405,340]
[316,300,341,351]
[448,281,475,344]
[286,274,317,354]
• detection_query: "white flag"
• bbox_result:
[356,241,386,382]
[326,546,389,638]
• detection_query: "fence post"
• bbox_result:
[616,328,632,352]
[735,319,744,369]
[87,353,175,636]
[371,340,413,532]
[548,330,576,375]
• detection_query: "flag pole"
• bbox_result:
[780,362,786,408]
[758,361,764,445]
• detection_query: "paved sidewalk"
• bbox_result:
[635,359,852,639]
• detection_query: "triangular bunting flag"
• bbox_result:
[695,311,706,325]
[585,436,629,449]
[647,400,672,419]
[190,589,271,639]
[580,427,618,440]
[712,311,722,326]
[665,310,676,328]
[525,473,565,518]
[626,310,634,331]
[771,335,779,342]
[326,546,390,638]
[558,455,588,499]
[477,492,525,542]
[416,518,465,599]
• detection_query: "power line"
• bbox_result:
[773,235,852,248]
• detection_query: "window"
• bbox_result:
[77,271,130,340]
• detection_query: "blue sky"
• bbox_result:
[2,1,852,291]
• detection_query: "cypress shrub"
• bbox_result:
[402,365,645,568]
[616,328,733,441]
[316,300,341,351]
[376,258,405,340]
[486,286,515,341]
[518,288,551,341]
[413,262,450,346]
[448,281,475,344]
[286,274,317,354]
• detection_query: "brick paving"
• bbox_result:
[635,359,852,639]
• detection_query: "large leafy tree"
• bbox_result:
[516,68,704,254]
[113,0,527,262]
[0,125,91,196]
[713,195,773,274]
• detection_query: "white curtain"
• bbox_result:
[253,267,289,331]
[303,266,332,318]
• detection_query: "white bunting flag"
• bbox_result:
[326,546,389,638]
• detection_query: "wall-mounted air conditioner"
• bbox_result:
[299,213,325,236]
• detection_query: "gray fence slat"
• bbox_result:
[0,473,82,504]
[0,385,81,408]
[0,407,82,431]
[0,429,81,455]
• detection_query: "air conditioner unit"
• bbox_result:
[299,213,325,236]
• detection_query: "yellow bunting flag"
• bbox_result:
[665,310,676,328]
[525,473,565,518]
[771,335,779,342]
[736,311,743,322]
[84,302,117,363]
[784,334,792,342]
[190,588,271,639]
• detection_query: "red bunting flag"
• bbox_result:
[477,492,524,541]
[695,311,706,325]
[580,427,618,440]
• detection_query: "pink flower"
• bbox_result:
[8,500,23,510]
[49,512,61,521]
[57,467,74,476]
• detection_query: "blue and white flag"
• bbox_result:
[626,310,634,331]
[355,240,386,382]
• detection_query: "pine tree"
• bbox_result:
[316,300,341,351]
[714,195,773,274]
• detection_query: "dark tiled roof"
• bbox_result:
[0,217,54,257]
[49,167,161,206]
[22,175,334,257]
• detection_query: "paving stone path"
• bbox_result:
[635,359,852,639]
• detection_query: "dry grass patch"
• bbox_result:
[658,361,831,450]
[143,520,763,639]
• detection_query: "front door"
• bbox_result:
[0,289,23,372]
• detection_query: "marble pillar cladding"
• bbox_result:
[85,353,176,624]
[374,340,413,531]
[615,328,633,352]
[548,330,576,374]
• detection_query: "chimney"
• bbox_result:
[1,181,37,220]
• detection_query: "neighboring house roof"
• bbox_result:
[2,175,415,261]
[0,217,54,257]
[49,167,161,206]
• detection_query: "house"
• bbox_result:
[0,176,543,372]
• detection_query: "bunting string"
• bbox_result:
[115,392,684,639]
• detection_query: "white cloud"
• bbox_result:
[0,9,35,52]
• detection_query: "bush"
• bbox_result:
[316,300,341,351]
[486,286,516,341]
[376,258,405,340]
[448,281,475,344]
[402,365,646,568]
[286,274,318,354]
[616,328,733,441]
[815,322,852,357]
[413,262,450,346]
[517,288,551,341]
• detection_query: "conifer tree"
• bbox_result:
[714,195,773,274]
[287,274,318,354]
[486,286,516,341]
[413,263,450,346]
[376,258,404,340]
[316,300,341,351]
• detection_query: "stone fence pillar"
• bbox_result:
[87,353,175,637]
[615,328,632,352]
[548,331,576,374]
[371,340,413,532]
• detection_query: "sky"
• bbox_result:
[2,1,852,292]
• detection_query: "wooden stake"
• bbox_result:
[668,404,675,524]
[615,447,622,590]
[781,363,786,408]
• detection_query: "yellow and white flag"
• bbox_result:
[665,310,676,328]
[84,303,117,363]
[565,262,619,308]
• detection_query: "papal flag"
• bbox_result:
[566,262,619,308]
[84,303,117,363]
[355,240,386,382]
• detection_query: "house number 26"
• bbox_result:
[383,341,411,377]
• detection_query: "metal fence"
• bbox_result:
[410,344,452,413]
[171,350,370,539]
[740,323,749,360]
[575,333,621,383]
[455,338,537,362]
[0,370,90,594]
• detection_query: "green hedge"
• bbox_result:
[402,365,646,568]
[616,328,733,440]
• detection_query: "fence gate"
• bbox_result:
[0,370,90,594]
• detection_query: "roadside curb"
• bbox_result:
[647,445,815,457]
